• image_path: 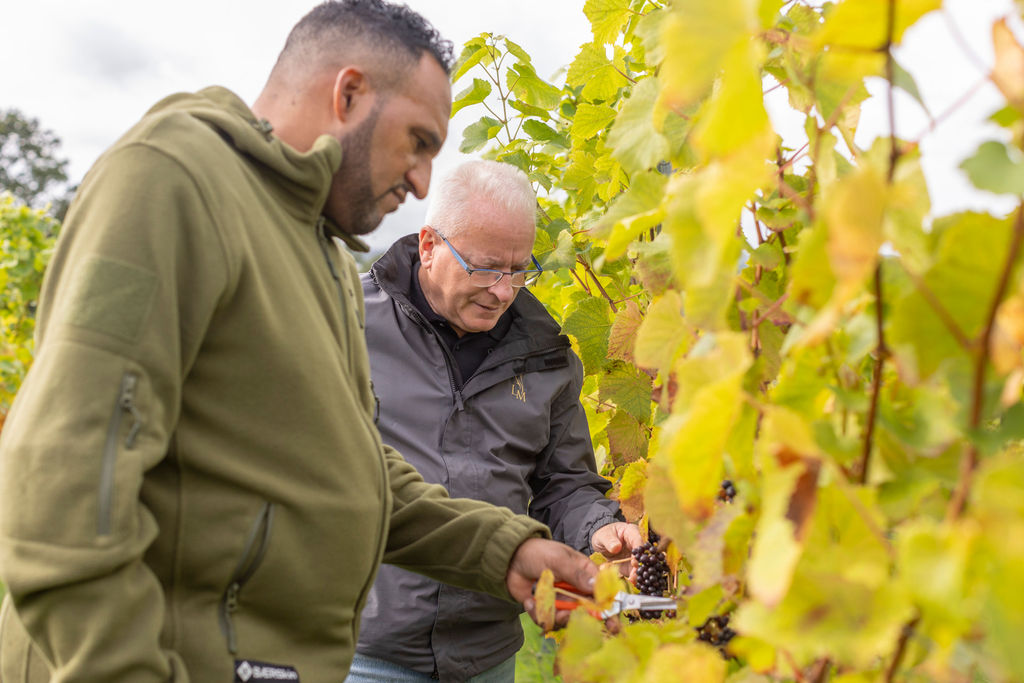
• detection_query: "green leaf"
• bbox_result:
[959,140,1024,196]
[607,77,670,175]
[570,103,618,141]
[452,36,491,83]
[892,57,932,119]
[584,0,634,44]
[506,63,562,110]
[563,296,613,375]
[599,362,653,424]
[598,170,668,260]
[450,78,492,117]
[889,212,1013,380]
[606,411,649,465]
[522,119,566,147]
[567,43,630,103]
[459,116,501,153]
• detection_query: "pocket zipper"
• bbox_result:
[97,372,143,536]
[219,502,275,655]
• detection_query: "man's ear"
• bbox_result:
[332,66,372,124]
[419,226,439,268]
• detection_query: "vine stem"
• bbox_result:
[578,257,620,313]
[885,614,922,682]
[947,203,1024,521]
[858,0,899,485]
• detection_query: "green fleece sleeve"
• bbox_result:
[380,444,551,601]
[0,144,229,682]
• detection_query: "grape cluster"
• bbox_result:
[717,479,737,503]
[696,614,736,655]
[632,540,670,619]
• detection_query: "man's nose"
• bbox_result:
[406,159,432,200]
[489,275,516,303]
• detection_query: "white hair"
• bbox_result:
[423,160,536,238]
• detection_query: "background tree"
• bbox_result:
[0,109,73,219]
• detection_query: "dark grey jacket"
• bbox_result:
[355,236,621,681]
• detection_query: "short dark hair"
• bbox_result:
[280,0,454,78]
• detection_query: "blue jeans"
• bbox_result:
[345,652,516,683]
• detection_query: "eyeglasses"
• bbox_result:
[435,230,543,288]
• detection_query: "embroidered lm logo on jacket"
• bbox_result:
[511,374,526,402]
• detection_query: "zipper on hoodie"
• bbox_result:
[98,372,143,536]
[313,219,391,650]
[219,502,275,655]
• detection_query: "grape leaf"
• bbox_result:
[567,42,629,103]
[660,0,757,108]
[959,140,1024,196]
[460,116,501,153]
[607,77,670,175]
[599,362,653,424]
[606,410,649,465]
[563,296,613,375]
[634,290,688,373]
[451,78,492,117]
[583,0,633,45]
[570,103,618,141]
[643,643,727,682]
[594,563,625,612]
[607,300,642,363]
[534,568,556,632]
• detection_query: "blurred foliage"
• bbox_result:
[1,194,59,426]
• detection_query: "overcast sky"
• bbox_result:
[2,1,1021,251]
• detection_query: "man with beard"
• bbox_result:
[0,3,597,682]
[350,161,643,683]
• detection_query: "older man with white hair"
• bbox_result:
[352,160,641,683]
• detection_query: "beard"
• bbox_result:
[330,108,383,236]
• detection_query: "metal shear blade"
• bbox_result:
[602,592,677,618]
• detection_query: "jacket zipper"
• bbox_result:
[315,220,391,646]
[397,301,465,412]
[98,372,143,536]
[219,502,275,655]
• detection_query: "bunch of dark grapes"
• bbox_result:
[717,479,737,503]
[696,614,736,656]
[631,540,671,619]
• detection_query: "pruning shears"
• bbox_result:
[551,581,677,619]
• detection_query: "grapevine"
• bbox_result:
[455,0,1024,681]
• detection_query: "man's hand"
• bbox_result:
[506,537,597,629]
[591,522,644,581]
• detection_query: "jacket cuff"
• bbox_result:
[580,511,623,554]
[480,514,551,600]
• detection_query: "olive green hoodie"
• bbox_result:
[0,87,548,682]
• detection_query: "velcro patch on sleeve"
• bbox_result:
[65,256,158,343]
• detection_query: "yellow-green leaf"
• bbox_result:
[450,77,492,117]
[567,42,630,102]
[608,77,671,174]
[584,0,634,45]
[534,568,556,632]
[594,563,625,611]
[659,0,758,108]
[570,103,618,141]
[643,643,727,682]
[634,290,688,373]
